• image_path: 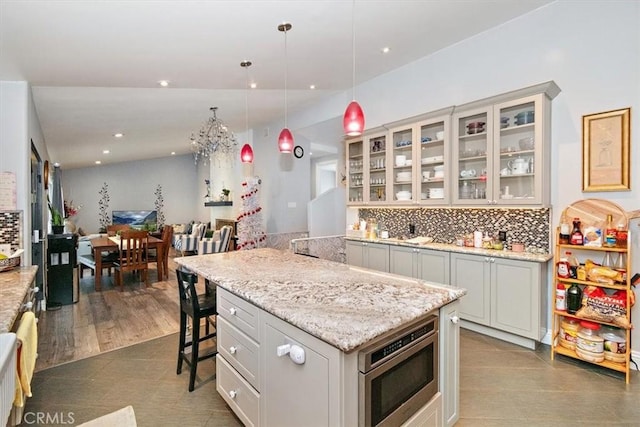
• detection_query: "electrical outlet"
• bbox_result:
[409,224,416,234]
[0,244,11,257]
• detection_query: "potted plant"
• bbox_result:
[221,188,230,201]
[48,202,64,234]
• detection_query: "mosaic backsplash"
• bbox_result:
[358,207,551,252]
[0,210,23,253]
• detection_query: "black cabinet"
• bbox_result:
[47,233,78,306]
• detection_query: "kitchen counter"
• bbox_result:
[0,266,38,333]
[345,236,553,263]
[174,247,465,352]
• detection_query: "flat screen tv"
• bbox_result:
[112,210,157,231]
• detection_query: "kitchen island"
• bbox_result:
[175,248,465,427]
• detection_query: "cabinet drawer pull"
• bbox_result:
[450,315,460,324]
[229,346,237,354]
[229,307,237,316]
[228,390,237,399]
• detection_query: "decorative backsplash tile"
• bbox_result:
[357,207,551,252]
[0,210,23,253]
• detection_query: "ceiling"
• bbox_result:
[0,0,553,169]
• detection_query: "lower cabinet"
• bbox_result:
[450,252,545,345]
[345,240,389,272]
[389,245,450,285]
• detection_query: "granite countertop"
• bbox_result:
[0,266,38,333]
[175,248,466,353]
[345,236,553,263]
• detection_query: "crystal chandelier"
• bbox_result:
[190,107,238,164]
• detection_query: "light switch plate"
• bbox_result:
[0,244,11,257]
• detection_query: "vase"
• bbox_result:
[64,218,77,234]
[52,225,64,235]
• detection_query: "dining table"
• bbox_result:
[90,235,164,291]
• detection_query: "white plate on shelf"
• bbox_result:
[396,179,412,183]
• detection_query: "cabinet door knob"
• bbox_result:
[229,346,237,354]
[450,315,460,324]
[490,257,495,263]
[229,307,237,316]
[484,257,490,262]
[228,390,237,399]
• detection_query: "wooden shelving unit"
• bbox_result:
[550,199,633,383]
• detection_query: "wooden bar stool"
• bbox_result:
[176,268,217,391]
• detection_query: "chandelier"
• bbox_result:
[190,107,238,164]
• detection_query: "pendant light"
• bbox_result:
[277,22,294,153]
[343,0,365,136]
[240,60,254,163]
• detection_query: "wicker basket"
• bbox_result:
[0,256,20,272]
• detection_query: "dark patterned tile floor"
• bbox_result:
[24,329,638,426]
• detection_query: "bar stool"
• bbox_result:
[176,268,217,392]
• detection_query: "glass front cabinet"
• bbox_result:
[452,83,559,206]
[347,131,390,206]
[346,81,560,207]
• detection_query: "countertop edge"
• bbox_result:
[345,237,553,262]
[0,265,38,334]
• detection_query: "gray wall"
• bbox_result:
[61,154,207,233]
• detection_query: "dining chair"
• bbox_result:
[107,224,131,237]
[197,225,233,255]
[147,225,173,281]
[114,229,149,291]
[176,268,217,392]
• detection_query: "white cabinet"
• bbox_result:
[345,240,389,272]
[439,300,460,427]
[450,252,545,348]
[451,82,559,206]
[260,311,348,427]
[389,245,450,285]
[217,288,262,427]
[346,131,390,205]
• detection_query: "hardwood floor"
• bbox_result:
[35,252,187,372]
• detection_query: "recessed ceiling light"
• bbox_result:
[95,160,101,165]
[158,80,169,87]
[381,47,390,54]
[103,150,110,154]
[250,82,257,89]
[171,151,176,155]
[309,84,316,90]
[113,133,124,138]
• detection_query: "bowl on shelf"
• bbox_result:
[396,191,411,201]
[514,111,534,125]
[518,136,535,150]
[396,171,411,181]
[466,121,485,134]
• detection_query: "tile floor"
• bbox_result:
[24,329,639,426]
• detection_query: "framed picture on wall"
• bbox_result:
[582,107,631,192]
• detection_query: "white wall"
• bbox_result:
[0,81,50,260]
[62,154,208,232]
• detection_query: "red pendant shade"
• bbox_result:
[343,101,365,136]
[240,144,254,163]
[278,128,294,153]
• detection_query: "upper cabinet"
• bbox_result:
[452,82,559,206]
[347,131,390,206]
[346,81,560,208]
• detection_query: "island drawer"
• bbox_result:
[217,354,260,427]
[218,316,260,390]
[217,287,260,342]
